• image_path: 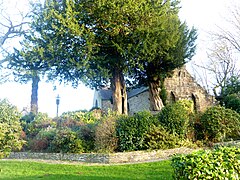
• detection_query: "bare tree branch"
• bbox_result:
[0,0,30,47]
[190,1,240,101]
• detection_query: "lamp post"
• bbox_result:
[56,94,60,117]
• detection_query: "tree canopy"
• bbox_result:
[15,0,197,114]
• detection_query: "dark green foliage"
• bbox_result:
[42,0,184,87]
[50,128,84,153]
[77,124,96,152]
[116,111,158,151]
[171,147,240,179]
[21,112,35,124]
[223,94,240,113]
[217,75,240,108]
[222,76,240,97]
[157,100,193,138]
[144,125,180,150]
[0,99,25,158]
[24,0,195,114]
[200,106,240,142]
[20,113,35,133]
[131,22,197,103]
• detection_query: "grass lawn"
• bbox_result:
[0,160,173,180]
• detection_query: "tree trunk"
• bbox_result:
[30,75,40,115]
[148,80,164,111]
[111,68,128,115]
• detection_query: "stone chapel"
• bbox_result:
[92,66,215,115]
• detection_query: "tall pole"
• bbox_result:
[56,94,60,117]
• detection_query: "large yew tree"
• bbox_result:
[132,23,197,111]
[34,0,184,114]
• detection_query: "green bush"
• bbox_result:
[144,125,180,150]
[50,128,84,153]
[157,100,193,137]
[171,147,240,179]
[77,123,96,152]
[28,128,56,152]
[116,111,158,151]
[95,115,118,152]
[27,113,56,138]
[200,106,240,142]
[144,125,198,150]
[223,94,240,113]
[0,99,25,158]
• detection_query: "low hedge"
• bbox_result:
[171,146,240,179]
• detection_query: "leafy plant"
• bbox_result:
[116,111,158,151]
[0,99,25,158]
[171,147,240,179]
[200,106,240,142]
[20,112,35,131]
[144,125,197,150]
[50,128,84,153]
[77,123,96,152]
[157,100,193,138]
[144,125,180,150]
[26,112,56,138]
